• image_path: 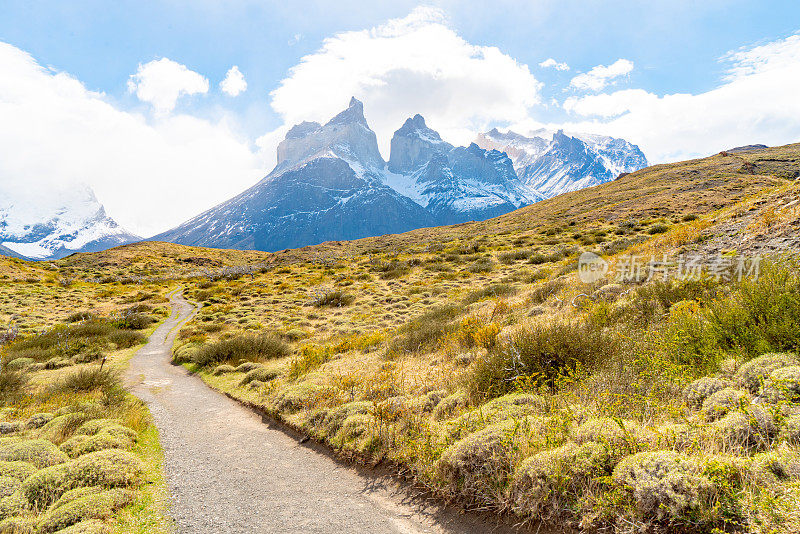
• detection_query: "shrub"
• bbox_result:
[527,279,564,305]
[107,330,146,349]
[19,462,70,510]
[762,365,800,402]
[0,439,68,469]
[0,461,37,482]
[37,413,88,444]
[211,364,236,376]
[6,358,34,371]
[462,284,517,305]
[271,381,325,414]
[779,415,800,444]
[0,370,28,405]
[389,305,463,354]
[711,405,776,452]
[735,352,798,393]
[573,418,641,450]
[117,313,154,330]
[708,263,800,357]
[51,369,120,394]
[511,441,611,521]
[613,451,714,522]
[445,393,546,440]
[0,476,20,499]
[436,419,520,507]
[319,401,372,439]
[467,257,495,273]
[54,519,111,533]
[193,334,291,367]
[311,290,355,308]
[38,488,131,533]
[498,250,531,264]
[432,391,469,421]
[467,319,617,399]
[700,388,749,421]
[683,376,732,409]
[49,486,104,513]
[239,366,280,386]
[66,312,95,323]
[69,449,145,488]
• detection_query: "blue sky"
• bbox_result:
[3,0,798,130]
[1,1,799,235]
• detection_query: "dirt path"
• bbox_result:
[126,290,529,534]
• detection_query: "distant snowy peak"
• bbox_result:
[475,128,647,198]
[386,117,539,224]
[0,184,139,260]
[276,97,384,171]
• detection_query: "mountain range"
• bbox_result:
[154,98,647,251]
[0,98,647,259]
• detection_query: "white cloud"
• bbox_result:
[569,58,633,91]
[560,33,800,162]
[268,6,542,155]
[539,58,569,71]
[127,57,209,114]
[0,42,263,237]
[220,65,247,96]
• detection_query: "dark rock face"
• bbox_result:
[153,156,435,252]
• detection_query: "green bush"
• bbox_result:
[311,290,355,308]
[107,330,146,349]
[498,249,531,264]
[389,305,463,354]
[735,352,798,393]
[462,284,517,305]
[192,333,291,367]
[50,369,120,395]
[612,451,712,523]
[511,441,611,522]
[467,319,617,399]
[0,439,68,469]
[239,366,280,386]
[0,370,28,405]
[38,488,131,533]
[0,461,37,482]
[466,257,495,273]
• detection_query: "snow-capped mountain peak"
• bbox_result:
[475,128,647,199]
[154,100,648,253]
[0,183,139,260]
[276,97,384,171]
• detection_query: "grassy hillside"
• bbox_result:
[2,143,800,533]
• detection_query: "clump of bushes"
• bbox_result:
[462,283,517,305]
[466,257,495,273]
[612,451,713,523]
[389,305,463,354]
[310,289,355,308]
[511,441,611,522]
[188,333,291,368]
[467,319,618,399]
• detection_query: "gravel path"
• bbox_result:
[126,290,529,534]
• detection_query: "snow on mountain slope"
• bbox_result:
[475,128,648,199]
[386,115,540,224]
[156,99,648,252]
[0,183,139,260]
